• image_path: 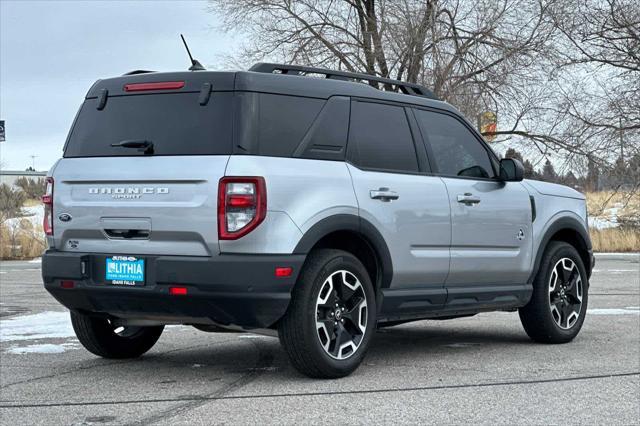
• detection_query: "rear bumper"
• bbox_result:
[42,250,305,329]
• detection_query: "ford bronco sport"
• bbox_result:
[42,63,594,378]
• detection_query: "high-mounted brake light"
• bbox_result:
[124,81,185,92]
[42,177,54,236]
[218,177,266,240]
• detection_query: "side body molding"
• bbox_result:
[293,214,394,290]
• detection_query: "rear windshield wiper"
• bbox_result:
[110,139,154,155]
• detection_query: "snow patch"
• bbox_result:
[0,311,74,342]
[587,307,639,316]
[443,342,482,348]
[589,216,617,230]
[6,342,79,354]
[3,205,44,229]
[588,203,625,230]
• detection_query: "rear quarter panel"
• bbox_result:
[220,156,358,254]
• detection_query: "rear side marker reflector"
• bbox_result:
[169,286,188,296]
[124,81,185,92]
[60,280,75,289]
[275,267,293,277]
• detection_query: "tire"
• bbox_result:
[519,241,589,343]
[71,311,164,359]
[278,249,376,379]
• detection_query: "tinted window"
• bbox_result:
[258,94,324,157]
[348,102,419,173]
[64,92,233,157]
[414,109,495,178]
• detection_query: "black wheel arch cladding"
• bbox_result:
[293,214,393,290]
[530,216,593,284]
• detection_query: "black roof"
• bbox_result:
[86,63,453,114]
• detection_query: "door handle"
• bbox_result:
[370,188,399,202]
[457,193,481,205]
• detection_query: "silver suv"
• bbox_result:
[42,63,594,378]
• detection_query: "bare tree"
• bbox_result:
[211,0,556,123]
[548,0,639,163]
[209,0,639,172]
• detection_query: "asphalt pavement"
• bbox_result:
[0,254,638,425]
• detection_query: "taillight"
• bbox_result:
[42,177,54,236]
[218,177,266,240]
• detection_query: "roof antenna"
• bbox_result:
[180,34,205,71]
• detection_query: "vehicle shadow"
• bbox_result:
[59,319,535,387]
[134,319,532,375]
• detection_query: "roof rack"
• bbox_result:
[249,63,438,100]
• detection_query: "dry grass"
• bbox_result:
[586,191,639,252]
[0,220,46,260]
[590,227,639,253]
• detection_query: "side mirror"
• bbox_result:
[499,158,524,182]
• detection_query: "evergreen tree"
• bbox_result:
[610,156,627,186]
[542,159,557,183]
[586,158,600,191]
[563,171,579,188]
[628,154,640,185]
[523,160,536,179]
[504,148,524,163]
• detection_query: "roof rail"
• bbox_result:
[249,63,438,100]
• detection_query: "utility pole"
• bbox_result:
[30,155,38,171]
[619,116,624,162]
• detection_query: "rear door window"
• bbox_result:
[64,92,233,157]
[348,101,419,173]
[413,109,496,179]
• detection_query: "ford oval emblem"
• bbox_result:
[58,213,72,222]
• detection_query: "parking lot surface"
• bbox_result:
[1,254,638,425]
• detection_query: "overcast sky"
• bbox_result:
[0,0,239,171]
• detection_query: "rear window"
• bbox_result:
[64,92,233,157]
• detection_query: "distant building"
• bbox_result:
[0,170,47,189]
